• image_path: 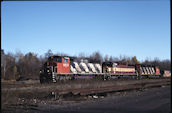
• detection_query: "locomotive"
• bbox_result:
[39,55,161,83]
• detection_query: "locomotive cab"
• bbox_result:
[40,63,54,83]
[40,56,71,83]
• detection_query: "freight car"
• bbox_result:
[161,70,171,77]
[39,56,161,83]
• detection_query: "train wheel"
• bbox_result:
[71,76,75,80]
[106,76,111,80]
[40,75,47,84]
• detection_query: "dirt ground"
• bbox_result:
[1,78,171,113]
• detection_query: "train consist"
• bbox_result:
[39,55,167,83]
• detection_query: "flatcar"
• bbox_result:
[39,55,161,83]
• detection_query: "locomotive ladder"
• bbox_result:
[52,72,56,82]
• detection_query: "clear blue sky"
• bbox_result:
[1,1,170,61]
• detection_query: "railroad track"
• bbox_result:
[55,79,171,97]
[2,78,170,100]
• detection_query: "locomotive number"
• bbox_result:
[63,63,69,67]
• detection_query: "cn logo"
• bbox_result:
[63,64,69,67]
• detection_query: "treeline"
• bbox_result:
[1,49,171,80]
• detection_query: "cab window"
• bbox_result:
[57,57,62,62]
[64,59,68,63]
[52,57,62,62]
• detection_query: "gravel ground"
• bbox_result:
[2,85,171,113]
[37,86,171,113]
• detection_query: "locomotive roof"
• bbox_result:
[49,55,83,59]
[48,56,99,63]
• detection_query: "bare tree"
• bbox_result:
[78,52,86,59]
[142,57,171,71]
[89,51,103,63]
[3,53,16,80]
[113,57,120,62]
[16,52,40,78]
[1,49,171,81]
[131,56,140,64]
[104,55,109,62]
[109,56,113,62]
[45,49,53,59]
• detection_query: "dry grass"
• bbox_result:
[1,79,120,108]
[1,78,170,110]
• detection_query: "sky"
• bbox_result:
[1,0,170,61]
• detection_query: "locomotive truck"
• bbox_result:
[39,55,161,83]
